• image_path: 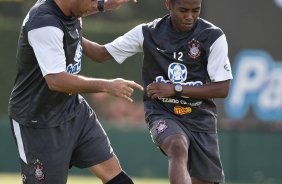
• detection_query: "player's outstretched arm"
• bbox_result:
[82,37,112,63]
[45,72,143,102]
[106,78,143,102]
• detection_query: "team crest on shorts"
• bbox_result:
[187,39,201,60]
[156,120,168,134]
[22,174,27,183]
[34,159,45,181]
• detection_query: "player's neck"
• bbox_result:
[54,0,72,17]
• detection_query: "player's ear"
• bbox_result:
[165,0,171,10]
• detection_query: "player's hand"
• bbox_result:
[105,0,137,11]
[108,78,143,103]
[147,82,174,99]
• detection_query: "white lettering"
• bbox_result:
[229,55,268,108]
[225,50,282,121]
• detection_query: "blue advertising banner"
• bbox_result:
[202,0,282,126]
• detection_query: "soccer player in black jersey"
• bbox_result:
[82,0,233,183]
[8,0,142,184]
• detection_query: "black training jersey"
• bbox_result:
[8,0,83,128]
[106,15,233,133]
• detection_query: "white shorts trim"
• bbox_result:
[12,119,27,164]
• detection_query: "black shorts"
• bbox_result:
[10,101,114,184]
[148,118,225,183]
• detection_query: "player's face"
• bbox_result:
[166,0,201,32]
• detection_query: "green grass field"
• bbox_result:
[0,173,169,184]
[0,173,252,184]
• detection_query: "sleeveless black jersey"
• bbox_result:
[142,15,226,133]
[8,0,83,128]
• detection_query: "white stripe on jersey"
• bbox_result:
[208,34,233,82]
[12,119,27,164]
[28,26,66,77]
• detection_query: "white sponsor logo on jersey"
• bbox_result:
[168,62,187,84]
[66,41,82,74]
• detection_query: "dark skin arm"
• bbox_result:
[81,37,230,100]
[44,72,143,103]
[147,80,231,99]
[82,37,112,63]
[81,38,230,100]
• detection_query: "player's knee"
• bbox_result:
[162,135,188,159]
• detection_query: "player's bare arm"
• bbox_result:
[82,37,112,63]
[45,72,143,102]
[147,80,230,99]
